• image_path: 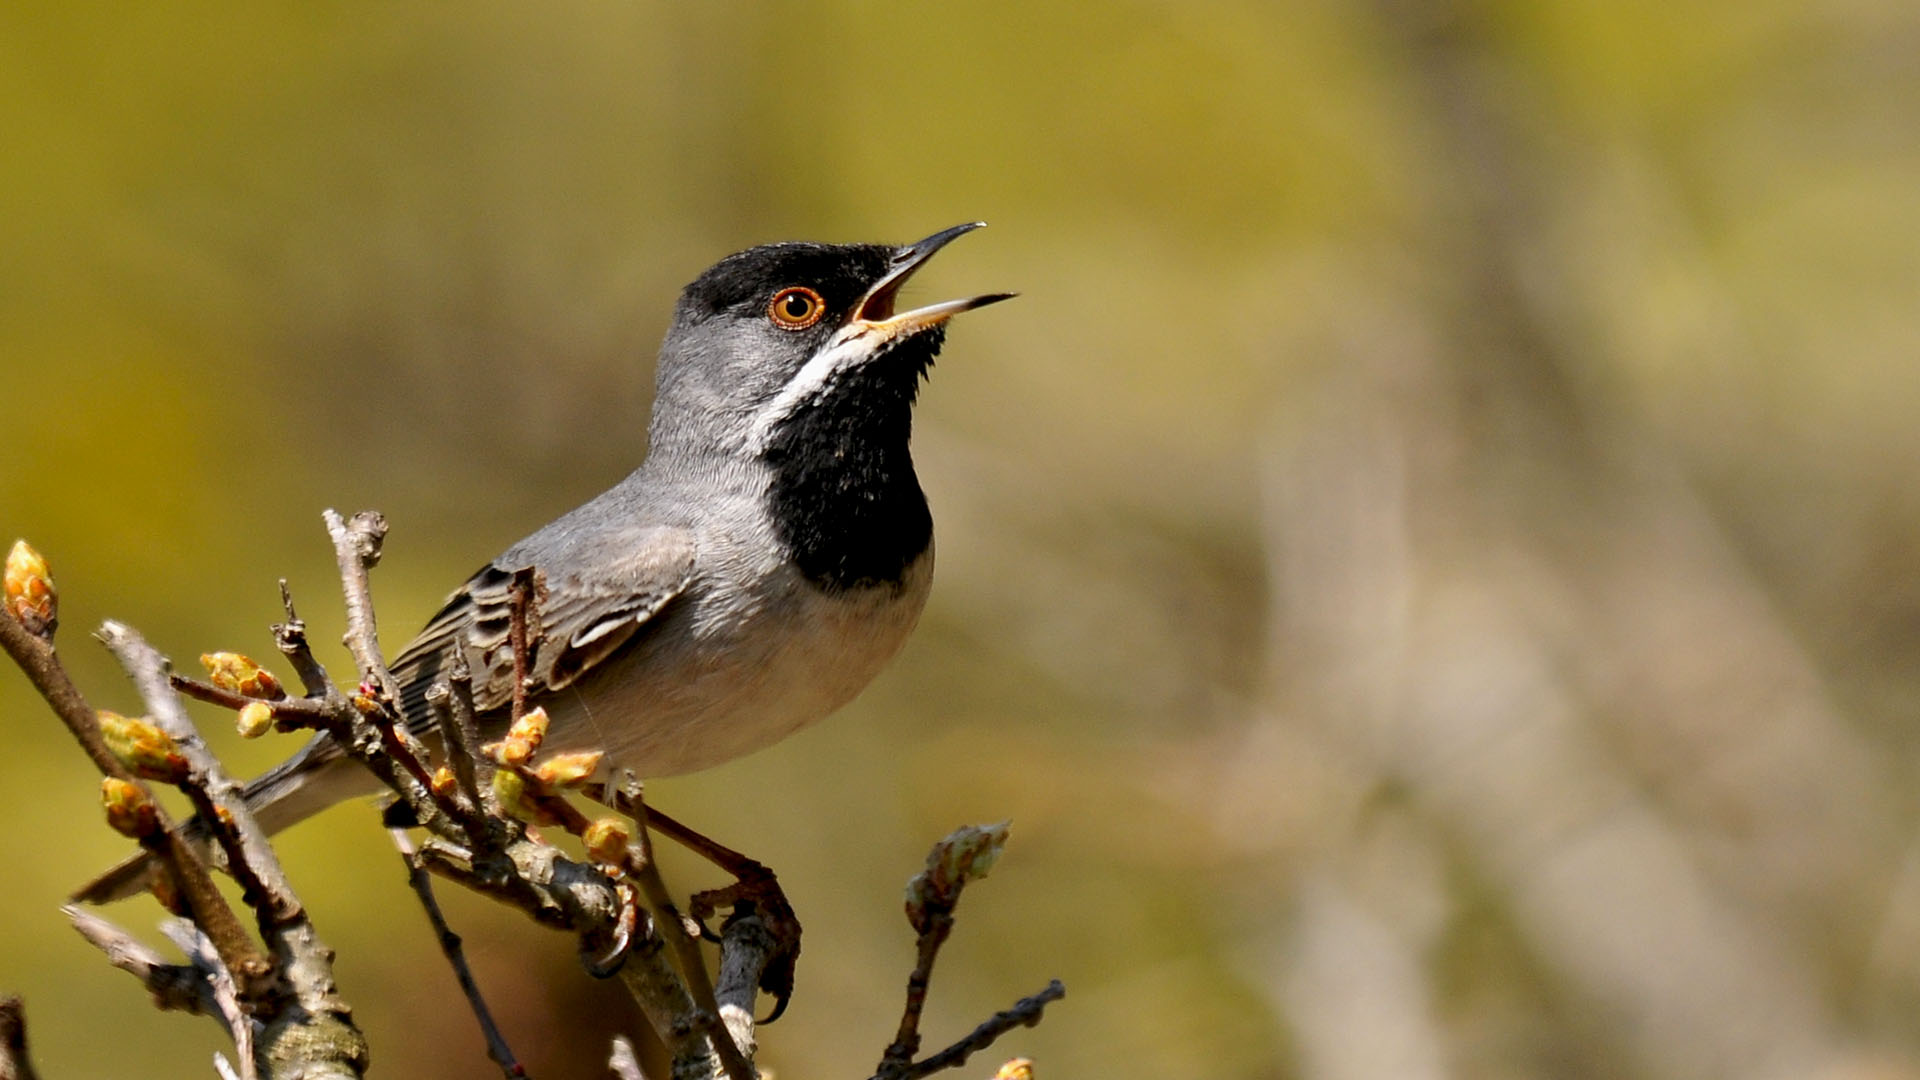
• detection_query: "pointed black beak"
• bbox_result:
[856,221,1016,329]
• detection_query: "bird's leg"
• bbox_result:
[585,782,804,1022]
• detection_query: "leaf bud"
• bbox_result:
[100,777,159,839]
[3,539,56,638]
[199,652,285,700]
[483,736,534,767]
[430,766,458,798]
[507,706,549,749]
[905,821,1010,934]
[97,710,190,784]
[582,817,631,865]
[235,701,274,739]
[491,768,533,822]
[532,751,603,789]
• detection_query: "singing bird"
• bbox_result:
[82,223,1010,902]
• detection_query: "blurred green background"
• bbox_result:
[4,1,1919,1077]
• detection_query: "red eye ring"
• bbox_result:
[768,286,826,330]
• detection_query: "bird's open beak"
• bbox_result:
[854,222,1015,335]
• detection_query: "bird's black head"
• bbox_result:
[647,223,1011,458]
[645,224,1011,590]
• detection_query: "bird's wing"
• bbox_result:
[390,526,697,726]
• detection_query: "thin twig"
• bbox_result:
[882,907,949,1069]
[102,625,289,918]
[416,836,623,932]
[413,836,722,1078]
[710,910,776,1063]
[167,673,331,723]
[273,581,335,698]
[323,508,398,701]
[874,982,1065,1080]
[0,597,118,779]
[428,683,483,822]
[392,830,527,1079]
[497,581,750,1080]
[270,618,470,848]
[444,651,502,817]
[0,995,39,1080]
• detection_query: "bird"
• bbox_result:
[82,223,1011,902]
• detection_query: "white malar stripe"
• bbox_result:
[745,324,876,451]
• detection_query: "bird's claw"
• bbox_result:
[690,865,802,1023]
[581,881,641,978]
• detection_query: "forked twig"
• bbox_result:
[873,825,1062,1080]
[879,982,1065,1080]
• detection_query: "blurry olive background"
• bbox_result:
[5,2,1919,1078]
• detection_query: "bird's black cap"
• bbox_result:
[679,242,895,327]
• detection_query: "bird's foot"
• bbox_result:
[582,781,805,1018]
[689,863,802,1023]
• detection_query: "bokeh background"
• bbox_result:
[4,1,1919,1077]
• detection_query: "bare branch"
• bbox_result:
[506,567,540,726]
[166,673,331,725]
[610,927,719,1080]
[711,910,777,1064]
[0,605,157,783]
[428,657,495,819]
[392,830,526,1079]
[322,509,398,700]
[271,581,334,698]
[13,514,1057,1080]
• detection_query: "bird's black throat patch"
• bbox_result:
[761,330,941,592]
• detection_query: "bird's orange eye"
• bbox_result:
[768,286,825,330]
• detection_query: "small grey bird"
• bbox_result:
[84,223,1008,901]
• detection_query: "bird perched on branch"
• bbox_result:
[82,223,1010,902]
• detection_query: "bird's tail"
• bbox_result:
[73,735,369,904]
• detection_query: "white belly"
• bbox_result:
[535,545,933,776]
